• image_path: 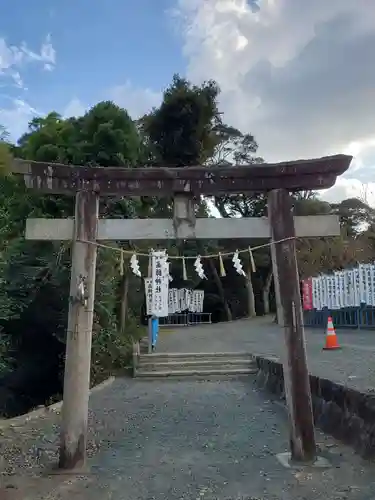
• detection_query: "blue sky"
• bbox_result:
[0,0,184,141]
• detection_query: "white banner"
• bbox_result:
[312,277,319,310]
[194,291,204,313]
[318,276,324,310]
[342,269,352,308]
[151,250,169,317]
[359,264,366,304]
[371,265,375,307]
[365,264,373,306]
[307,262,375,310]
[340,271,346,308]
[167,288,205,314]
[332,272,340,310]
[144,278,152,315]
[353,268,361,307]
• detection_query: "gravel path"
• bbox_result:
[157,317,375,392]
[2,317,375,498]
[0,405,102,499]
[4,377,375,500]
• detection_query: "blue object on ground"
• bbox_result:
[151,317,159,348]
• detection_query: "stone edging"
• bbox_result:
[0,376,115,430]
[255,356,375,459]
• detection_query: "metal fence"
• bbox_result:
[304,306,375,330]
[159,312,212,327]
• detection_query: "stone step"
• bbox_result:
[134,351,257,379]
[134,351,258,379]
[138,352,254,362]
[138,358,254,366]
[138,360,256,372]
[135,367,258,379]
[138,357,254,364]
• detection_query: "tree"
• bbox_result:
[18,103,141,168]
[294,195,375,278]
[0,128,12,175]
[209,123,261,166]
[0,104,146,417]
[0,125,8,141]
[208,124,268,318]
[140,75,241,320]
[141,75,221,166]
[293,196,331,216]
[330,198,375,237]
[78,101,141,167]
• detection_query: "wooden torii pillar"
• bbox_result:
[11,154,352,468]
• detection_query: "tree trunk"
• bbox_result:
[246,268,256,317]
[208,258,232,322]
[262,269,273,315]
[119,271,130,334]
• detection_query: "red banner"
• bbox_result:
[302,278,313,310]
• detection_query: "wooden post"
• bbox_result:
[59,190,99,470]
[173,192,196,239]
[270,235,284,326]
[268,189,316,463]
[246,268,256,318]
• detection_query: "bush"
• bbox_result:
[0,329,13,377]
[91,313,146,385]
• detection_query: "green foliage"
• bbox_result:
[141,75,221,166]
[0,142,12,176]
[91,313,146,384]
[18,103,141,167]
[210,123,260,165]
[77,102,141,166]
[211,124,266,238]
[0,330,13,376]
[293,197,331,216]
[296,196,375,277]
[331,197,375,236]
[0,127,13,177]
[0,107,145,416]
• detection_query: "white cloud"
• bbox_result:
[321,177,375,207]
[0,34,56,139]
[10,71,24,89]
[0,98,42,141]
[108,81,162,119]
[20,34,56,71]
[0,34,56,90]
[63,83,162,121]
[63,98,86,118]
[174,0,375,201]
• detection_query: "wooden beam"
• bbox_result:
[270,233,283,327]
[268,189,317,463]
[11,155,353,195]
[25,215,341,241]
[59,190,99,470]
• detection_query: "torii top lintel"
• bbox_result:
[11,154,352,196]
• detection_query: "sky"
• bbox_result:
[1,0,375,204]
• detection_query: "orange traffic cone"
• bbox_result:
[323,316,341,350]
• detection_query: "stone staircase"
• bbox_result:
[133,351,258,379]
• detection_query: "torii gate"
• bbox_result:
[11,154,352,470]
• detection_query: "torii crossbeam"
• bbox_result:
[11,154,350,195]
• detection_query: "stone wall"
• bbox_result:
[255,356,375,459]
